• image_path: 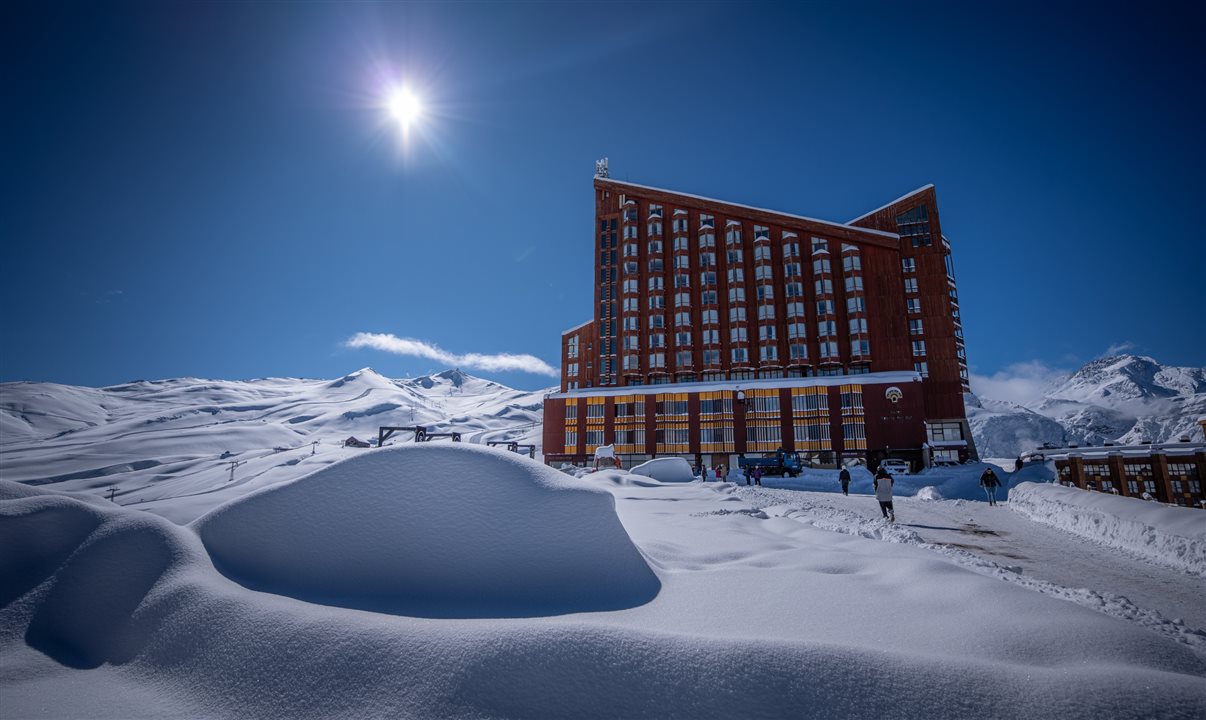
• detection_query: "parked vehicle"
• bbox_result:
[738,448,804,478]
[878,459,911,475]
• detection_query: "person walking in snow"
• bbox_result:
[716,465,724,482]
[874,466,895,522]
[980,467,1003,506]
[753,466,762,486]
[838,466,851,496]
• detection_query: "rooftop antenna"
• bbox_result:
[595,157,609,178]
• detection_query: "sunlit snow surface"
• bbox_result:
[2,369,1206,718]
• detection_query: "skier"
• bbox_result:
[874,466,895,522]
[980,467,1003,506]
[838,466,851,496]
[753,466,762,486]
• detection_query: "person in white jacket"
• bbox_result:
[874,466,895,522]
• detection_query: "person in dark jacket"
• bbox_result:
[874,467,895,522]
[838,467,851,496]
[753,466,762,486]
[980,467,1003,506]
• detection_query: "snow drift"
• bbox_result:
[1009,482,1206,576]
[193,444,660,617]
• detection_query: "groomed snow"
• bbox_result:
[194,444,660,617]
[1009,481,1206,576]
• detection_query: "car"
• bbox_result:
[878,459,911,476]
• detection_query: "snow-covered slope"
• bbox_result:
[968,355,1206,458]
[0,368,551,522]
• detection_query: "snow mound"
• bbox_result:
[915,486,943,501]
[1009,482,1206,576]
[193,444,660,617]
[628,457,696,483]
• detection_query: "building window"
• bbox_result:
[784,262,801,277]
[811,237,828,254]
[759,344,778,362]
[909,319,924,335]
[725,227,742,245]
[813,258,831,274]
[789,343,808,361]
[817,320,836,337]
[785,282,804,298]
[842,255,861,272]
[896,205,931,247]
[731,347,749,363]
[731,327,748,343]
[815,279,833,295]
[567,363,579,377]
[701,271,717,286]
[904,278,919,294]
[907,298,922,314]
[698,232,715,249]
[757,304,775,320]
[729,287,746,303]
[674,273,690,288]
[565,430,577,448]
[676,350,692,366]
[902,257,916,273]
[817,299,834,316]
[784,241,800,257]
[847,296,865,314]
[819,341,839,358]
[759,325,777,341]
[727,249,743,264]
[755,265,774,281]
[849,318,867,334]
[754,246,772,262]
[727,268,744,284]
[729,307,746,323]
[912,340,926,356]
[786,302,805,318]
[844,276,863,293]
[757,286,774,302]
[787,323,806,339]
[648,352,665,368]
[701,309,718,324]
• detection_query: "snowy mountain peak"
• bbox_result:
[969,354,1206,457]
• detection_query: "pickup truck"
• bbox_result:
[878,459,911,476]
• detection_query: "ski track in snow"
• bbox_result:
[734,486,1206,657]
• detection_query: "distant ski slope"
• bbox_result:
[0,368,551,522]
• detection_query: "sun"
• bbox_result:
[386,87,422,127]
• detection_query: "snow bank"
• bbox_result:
[1009,482,1206,576]
[628,457,695,483]
[193,444,660,617]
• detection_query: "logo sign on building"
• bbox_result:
[885,386,903,404]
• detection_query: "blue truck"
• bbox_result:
[738,448,804,478]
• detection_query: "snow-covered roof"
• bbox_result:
[1042,441,1206,460]
[561,319,594,336]
[547,371,921,399]
[595,178,900,242]
[846,184,935,225]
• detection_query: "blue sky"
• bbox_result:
[2,1,1203,391]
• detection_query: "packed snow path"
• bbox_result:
[734,484,1206,646]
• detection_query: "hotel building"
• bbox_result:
[544,163,976,470]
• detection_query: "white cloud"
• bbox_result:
[1102,341,1136,357]
[345,332,559,378]
[968,360,1068,407]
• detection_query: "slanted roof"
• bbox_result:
[846,184,934,225]
[595,177,900,244]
